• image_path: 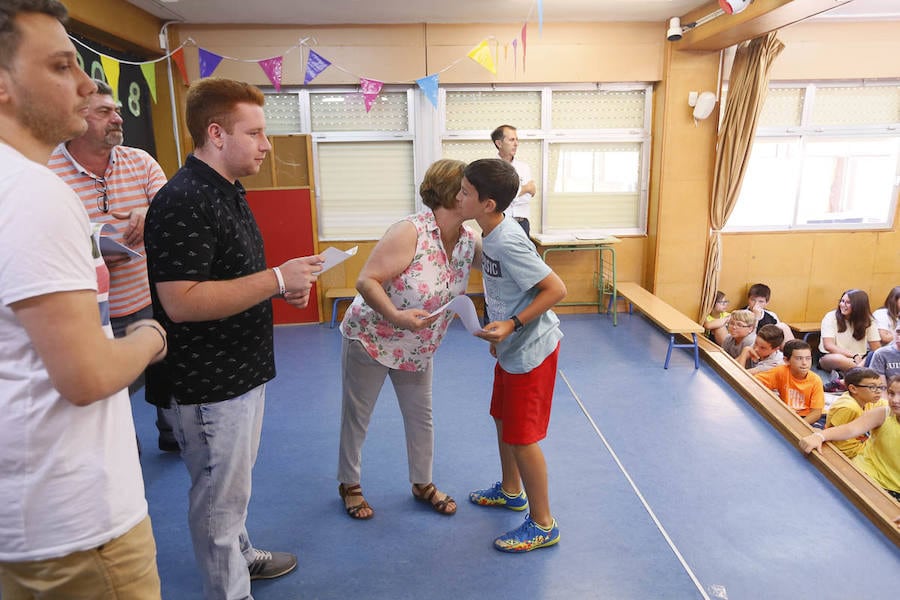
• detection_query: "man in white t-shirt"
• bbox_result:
[0,2,167,598]
[492,124,536,236]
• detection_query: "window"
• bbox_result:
[726,82,900,231]
[441,86,651,236]
[262,84,651,240]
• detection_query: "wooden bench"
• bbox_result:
[324,287,357,328]
[616,282,705,369]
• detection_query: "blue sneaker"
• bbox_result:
[469,482,528,511]
[494,515,560,553]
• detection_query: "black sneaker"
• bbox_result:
[158,437,179,453]
[248,549,297,581]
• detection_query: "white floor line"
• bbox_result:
[559,369,712,600]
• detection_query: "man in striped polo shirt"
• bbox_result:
[48,79,176,452]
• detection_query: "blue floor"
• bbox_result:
[134,313,900,599]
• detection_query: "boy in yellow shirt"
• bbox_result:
[824,367,886,458]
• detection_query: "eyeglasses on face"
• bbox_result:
[854,384,887,392]
[95,177,109,213]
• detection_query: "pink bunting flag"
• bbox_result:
[198,48,224,79]
[304,49,331,85]
[521,24,527,72]
[359,77,383,113]
[258,56,284,92]
[171,47,189,86]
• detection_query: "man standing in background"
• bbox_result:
[491,124,536,236]
[49,78,177,451]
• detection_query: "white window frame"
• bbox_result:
[725,80,900,233]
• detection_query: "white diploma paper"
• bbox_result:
[317,246,358,274]
[429,295,484,335]
[92,222,142,260]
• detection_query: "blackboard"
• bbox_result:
[71,33,158,158]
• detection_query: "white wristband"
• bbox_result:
[813,431,825,442]
[272,266,286,297]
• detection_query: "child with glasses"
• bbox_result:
[755,340,825,426]
[721,309,757,359]
[801,375,900,502]
[823,367,887,458]
[704,290,731,345]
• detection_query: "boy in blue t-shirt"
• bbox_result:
[459,159,567,552]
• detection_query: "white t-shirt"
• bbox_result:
[0,143,147,561]
[873,307,895,333]
[818,310,881,356]
[501,154,533,219]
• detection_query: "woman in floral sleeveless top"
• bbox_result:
[336,159,482,520]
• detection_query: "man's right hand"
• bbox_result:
[278,255,324,295]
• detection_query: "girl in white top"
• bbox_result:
[873,286,900,346]
[819,289,881,373]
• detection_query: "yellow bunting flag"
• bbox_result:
[140,62,157,103]
[100,55,120,100]
[467,40,496,75]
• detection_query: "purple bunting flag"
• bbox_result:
[304,49,332,85]
[198,48,224,78]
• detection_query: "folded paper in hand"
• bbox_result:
[428,295,483,335]
[92,222,142,260]
[317,246,358,274]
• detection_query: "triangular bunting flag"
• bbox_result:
[99,56,120,101]
[198,48,224,79]
[512,38,518,74]
[258,56,284,92]
[171,47,189,86]
[140,62,158,103]
[467,40,496,75]
[416,74,439,109]
[521,24,527,72]
[359,77,383,113]
[538,0,544,35]
[304,49,331,85]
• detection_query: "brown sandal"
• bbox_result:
[412,483,457,516]
[339,483,374,520]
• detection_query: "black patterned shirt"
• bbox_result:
[144,154,274,406]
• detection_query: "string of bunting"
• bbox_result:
[70,0,543,113]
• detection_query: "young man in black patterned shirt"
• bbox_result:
[144,77,322,600]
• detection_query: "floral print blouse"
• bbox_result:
[340,209,477,371]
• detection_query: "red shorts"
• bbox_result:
[490,343,560,445]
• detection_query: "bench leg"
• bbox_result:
[692,333,699,369]
[330,298,341,328]
[664,335,675,369]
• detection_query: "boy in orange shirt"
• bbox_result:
[754,339,824,425]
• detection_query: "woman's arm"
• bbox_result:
[356,220,435,331]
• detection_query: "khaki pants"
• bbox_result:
[0,516,161,600]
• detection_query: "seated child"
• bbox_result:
[824,367,886,458]
[755,339,824,426]
[722,309,756,359]
[736,324,784,374]
[800,375,900,502]
[704,290,730,345]
[870,322,900,383]
[746,283,794,343]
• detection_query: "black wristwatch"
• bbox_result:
[511,315,524,332]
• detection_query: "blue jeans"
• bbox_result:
[164,385,265,600]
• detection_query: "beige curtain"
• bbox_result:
[698,32,784,322]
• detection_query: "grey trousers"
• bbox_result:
[337,337,434,485]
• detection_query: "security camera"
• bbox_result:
[666,17,683,42]
[719,0,752,14]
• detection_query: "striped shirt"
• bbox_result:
[48,144,166,318]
